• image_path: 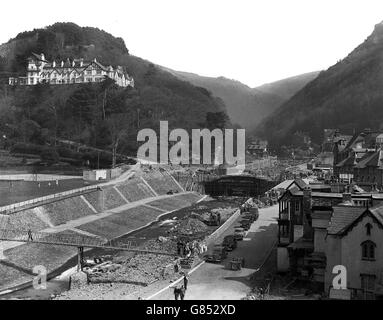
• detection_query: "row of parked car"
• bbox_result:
[205,206,259,264]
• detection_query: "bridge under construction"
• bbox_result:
[0,228,178,271]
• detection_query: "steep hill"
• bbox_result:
[164,68,319,130]
[256,71,320,101]
[0,23,228,163]
[255,21,383,151]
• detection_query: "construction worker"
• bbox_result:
[174,287,179,300]
[258,287,264,300]
[179,286,185,300]
[27,229,33,241]
[183,273,189,290]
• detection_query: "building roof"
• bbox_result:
[29,53,47,62]
[312,210,332,220]
[327,206,365,235]
[247,145,266,150]
[355,150,383,169]
[337,206,383,236]
[336,153,356,167]
[341,131,382,154]
[369,206,383,225]
[294,178,308,190]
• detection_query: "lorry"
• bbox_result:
[204,212,221,226]
[222,235,237,251]
[234,227,246,240]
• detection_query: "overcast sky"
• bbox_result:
[1,0,383,87]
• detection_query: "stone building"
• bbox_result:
[277,179,383,299]
[325,205,383,299]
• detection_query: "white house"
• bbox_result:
[9,53,134,88]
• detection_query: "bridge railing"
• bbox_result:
[0,229,176,256]
[0,185,99,215]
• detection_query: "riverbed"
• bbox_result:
[0,197,240,300]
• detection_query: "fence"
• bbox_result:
[205,208,241,246]
[0,164,137,215]
[0,185,99,215]
[205,197,254,246]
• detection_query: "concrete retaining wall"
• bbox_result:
[206,209,241,246]
[205,197,253,246]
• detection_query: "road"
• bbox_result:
[150,205,279,300]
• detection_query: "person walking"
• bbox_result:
[179,286,185,300]
[183,273,189,291]
[174,287,179,300]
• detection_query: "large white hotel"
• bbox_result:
[9,53,134,88]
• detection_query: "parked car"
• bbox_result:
[234,227,246,240]
[204,254,222,263]
[212,244,228,259]
[242,214,256,223]
[204,245,228,263]
[240,220,251,230]
[222,235,237,251]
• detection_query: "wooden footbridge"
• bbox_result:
[0,229,178,271]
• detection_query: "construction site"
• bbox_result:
[0,163,279,300]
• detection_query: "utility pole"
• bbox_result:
[137,107,140,128]
[102,90,106,120]
[50,105,58,146]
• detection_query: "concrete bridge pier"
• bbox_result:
[0,241,6,260]
[77,246,84,272]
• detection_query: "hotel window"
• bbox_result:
[295,202,300,212]
[361,240,376,260]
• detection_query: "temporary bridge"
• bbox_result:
[0,229,177,271]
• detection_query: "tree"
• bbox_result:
[18,119,41,143]
[40,147,59,164]
[105,113,132,168]
[205,112,230,130]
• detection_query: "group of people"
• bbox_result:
[174,274,189,300]
[177,240,207,257]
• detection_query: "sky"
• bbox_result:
[1,0,383,87]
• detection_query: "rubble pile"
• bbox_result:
[242,292,286,300]
[171,218,208,237]
[211,207,236,220]
[88,238,178,285]
[55,282,139,300]
[142,238,177,253]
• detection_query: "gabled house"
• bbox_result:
[353,149,383,190]
[9,53,134,88]
[325,205,383,299]
[277,180,383,297]
[334,130,383,183]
